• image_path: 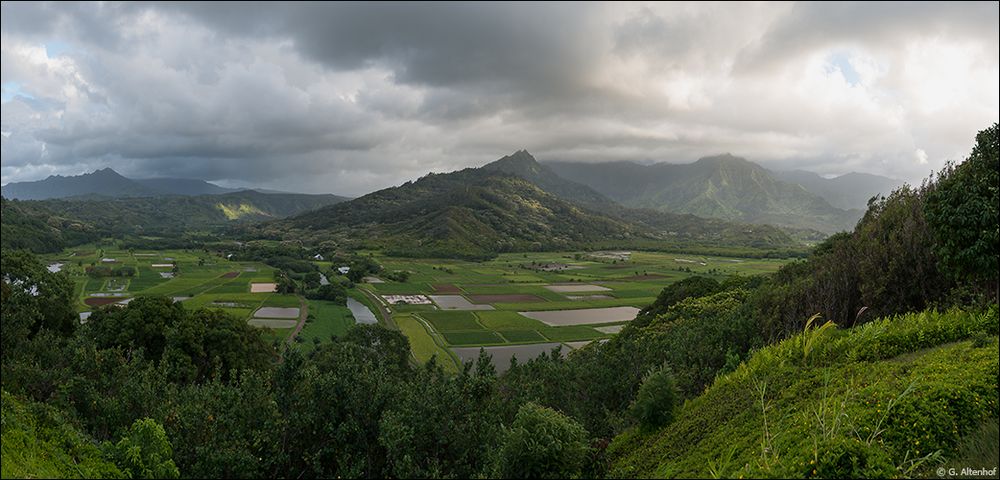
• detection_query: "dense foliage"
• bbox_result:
[0,124,996,479]
[925,122,999,296]
[0,198,100,253]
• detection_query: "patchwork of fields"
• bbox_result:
[45,245,307,345]
[44,246,790,371]
[362,251,790,371]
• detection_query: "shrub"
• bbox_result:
[499,403,590,479]
[104,418,180,479]
[629,366,680,430]
[787,437,896,479]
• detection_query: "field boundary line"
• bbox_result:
[411,313,462,370]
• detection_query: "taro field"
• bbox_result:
[42,245,314,346]
[358,250,791,372]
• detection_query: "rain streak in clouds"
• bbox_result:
[2,1,998,196]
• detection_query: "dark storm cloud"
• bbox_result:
[1,2,998,196]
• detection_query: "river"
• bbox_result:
[347,297,378,325]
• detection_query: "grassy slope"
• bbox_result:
[608,308,999,478]
[1,391,123,479]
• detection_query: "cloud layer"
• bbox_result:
[2,1,997,195]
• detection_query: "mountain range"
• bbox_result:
[770,169,902,210]
[1,167,246,200]
[2,152,900,256]
[268,151,801,259]
[545,154,901,233]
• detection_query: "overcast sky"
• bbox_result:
[2,1,997,196]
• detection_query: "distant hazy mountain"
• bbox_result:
[272,151,800,259]
[771,170,902,210]
[3,167,259,200]
[546,155,862,233]
[1,168,161,200]
[133,177,239,196]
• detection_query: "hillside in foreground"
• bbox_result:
[607,308,999,478]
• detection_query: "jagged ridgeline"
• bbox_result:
[546,154,901,233]
[266,151,802,259]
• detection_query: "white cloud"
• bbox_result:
[1,1,997,196]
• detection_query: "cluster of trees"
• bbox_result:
[86,264,138,278]
[0,251,597,477]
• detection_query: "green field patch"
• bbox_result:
[422,311,484,331]
[261,294,301,307]
[538,325,605,342]
[501,274,546,282]
[396,315,459,374]
[297,300,355,351]
[208,281,250,294]
[476,311,541,330]
[498,330,547,343]
[442,330,504,346]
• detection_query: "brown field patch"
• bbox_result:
[85,297,124,307]
[432,283,462,293]
[468,294,545,304]
[220,271,240,278]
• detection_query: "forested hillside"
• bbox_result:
[271,152,803,260]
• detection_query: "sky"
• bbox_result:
[1,1,998,196]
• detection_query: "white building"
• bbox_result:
[337,266,350,275]
[313,254,325,261]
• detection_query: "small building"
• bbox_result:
[337,266,350,275]
[313,253,325,261]
[226,253,234,260]
[101,258,116,263]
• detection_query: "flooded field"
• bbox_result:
[429,295,495,310]
[467,294,545,303]
[452,342,564,373]
[248,319,298,328]
[253,307,300,319]
[347,297,378,324]
[520,306,640,326]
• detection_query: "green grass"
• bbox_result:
[261,294,301,308]
[442,330,504,346]
[498,330,547,343]
[1,391,123,479]
[298,300,356,351]
[421,311,484,331]
[607,307,1000,479]
[396,314,459,374]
